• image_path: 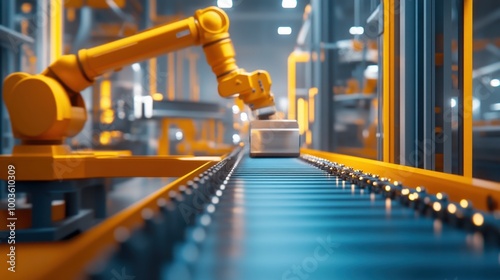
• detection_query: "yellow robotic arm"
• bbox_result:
[3,6,275,147]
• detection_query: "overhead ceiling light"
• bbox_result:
[490,103,500,111]
[175,131,183,141]
[282,0,297,8]
[232,134,241,144]
[132,63,141,72]
[232,105,240,114]
[217,0,233,8]
[240,112,248,122]
[450,98,457,108]
[278,26,292,35]
[490,78,500,87]
[349,26,364,35]
[473,98,480,111]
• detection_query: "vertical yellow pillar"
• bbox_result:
[158,119,170,155]
[187,50,200,101]
[208,119,216,142]
[50,0,63,62]
[217,121,224,144]
[176,50,184,100]
[463,0,473,177]
[382,0,396,163]
[168,53,176,100]
[308,87,317,122]
[288,52,297,120]
[150,58,163,100]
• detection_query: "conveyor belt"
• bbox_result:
[168,156,500,280]
[90,152,500,280]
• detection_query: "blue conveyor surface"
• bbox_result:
[178,157,500,279]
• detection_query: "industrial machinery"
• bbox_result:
[1,147,499,279]
[0,6,298,242]
[3,6,276,156]
[249,120,300,157]
[1,1,500,280]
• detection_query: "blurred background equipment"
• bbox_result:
[1,0,500,279]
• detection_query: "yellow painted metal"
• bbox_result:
[153,92,164,101]
[288,53,297,120]
[217,120,224,143]
[382,0,396,163]
[150,0,157,21]
[158,119,196,155]
[187,50,200,101]
[201,119,208,141]
[0,201,65,230]
[158,118,171,155]
[176,119,197,155]
[66,0,125,8]
[93,23,138,37]
[65,0,83,8]
[305,130,312,146]
[3,72,87,142]
[76,18,197,82]
[0,155,222,280]
[463,0,473,177]
[297,98,305,134]
[217,69,275,110]
[157,119,231,156]
[99,79,114,124]
[235,98,245,112]
[21,3,32,13]
[176,50,184,99]
[20,10,37,74]
[208,119,216,142]
[99,79,111,110]
[303,149,500,212]
[168,53,175,100]
[287,51,310,120]
[88,0,125,8]
[303,100,309,132]
[0,150,218,181]
[67,8,76,22]
[50,0,63,62]
[296,91,311,138]
[99,131,111,145]
[150,57,162,100]
[308,87,317,122]
[3,6,276,157]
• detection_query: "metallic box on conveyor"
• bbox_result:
[249,120,300,157]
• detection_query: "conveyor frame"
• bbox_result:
[1,147,499,279]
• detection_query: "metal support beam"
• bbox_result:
[1,4,12,155]
[0,0,16,199]
[373,3,384,161]
[461,0,474,177]
[423,0,436,170]
[400,0,417,167]
[415,0,425,169]
[36,0,49,72]
[311,0,325,150]
[382,0,399,163]
[440,0,453,173]
[0,25,34,48]
[320,0,336,152]
[49,0,63,62]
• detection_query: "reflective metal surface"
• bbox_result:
[249,120,300,157]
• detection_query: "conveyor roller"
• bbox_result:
[90,151,500,280]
